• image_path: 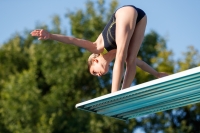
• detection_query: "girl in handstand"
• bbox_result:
[31,5,168,93]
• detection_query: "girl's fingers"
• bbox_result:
[38,37,43,40]
[38,36,48,40]
[31,31,42,37]
[30,31,37,36]
[31,29,49,39]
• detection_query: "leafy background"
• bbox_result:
[0,0,200,133]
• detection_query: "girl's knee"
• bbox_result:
[126,57,137,65]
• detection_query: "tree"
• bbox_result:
[0,0,137,133]
[135,31,173,84]
[1,0,199,132]
[0,35,31,133]
[136,45,200,133]
[177,46,200,72]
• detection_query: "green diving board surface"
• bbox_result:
[76,66,200,121]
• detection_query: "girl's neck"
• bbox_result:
[95,34,105,53]
[102,49,116,63]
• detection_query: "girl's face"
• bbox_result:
[89,59,109,77]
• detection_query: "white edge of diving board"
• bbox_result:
[76,66,200,108]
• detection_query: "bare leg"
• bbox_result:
[111,6,138,92]
[122,15,147,89]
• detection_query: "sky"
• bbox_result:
[1,0,200,61]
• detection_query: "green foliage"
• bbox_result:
[0,1,136,133]
[137,46,200,133]
[0,0,200,133]
[177,46,200,72]
[151,36,174,74]
[136,30,174,84]
[66,0,117,41]
[2,69,40,133]
[138,31,161,65]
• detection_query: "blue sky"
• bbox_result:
[1,0,199,60]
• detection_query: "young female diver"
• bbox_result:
[31,5,168,93]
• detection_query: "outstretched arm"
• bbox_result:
[136,58,168,78]
[30,29,97,53]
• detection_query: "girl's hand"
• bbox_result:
[156,72,169,78]
[30,29,51,40]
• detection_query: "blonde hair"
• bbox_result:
[87,53,100,69]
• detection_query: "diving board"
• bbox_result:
[76,66,200,121]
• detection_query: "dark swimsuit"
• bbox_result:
[101,5,146,54]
